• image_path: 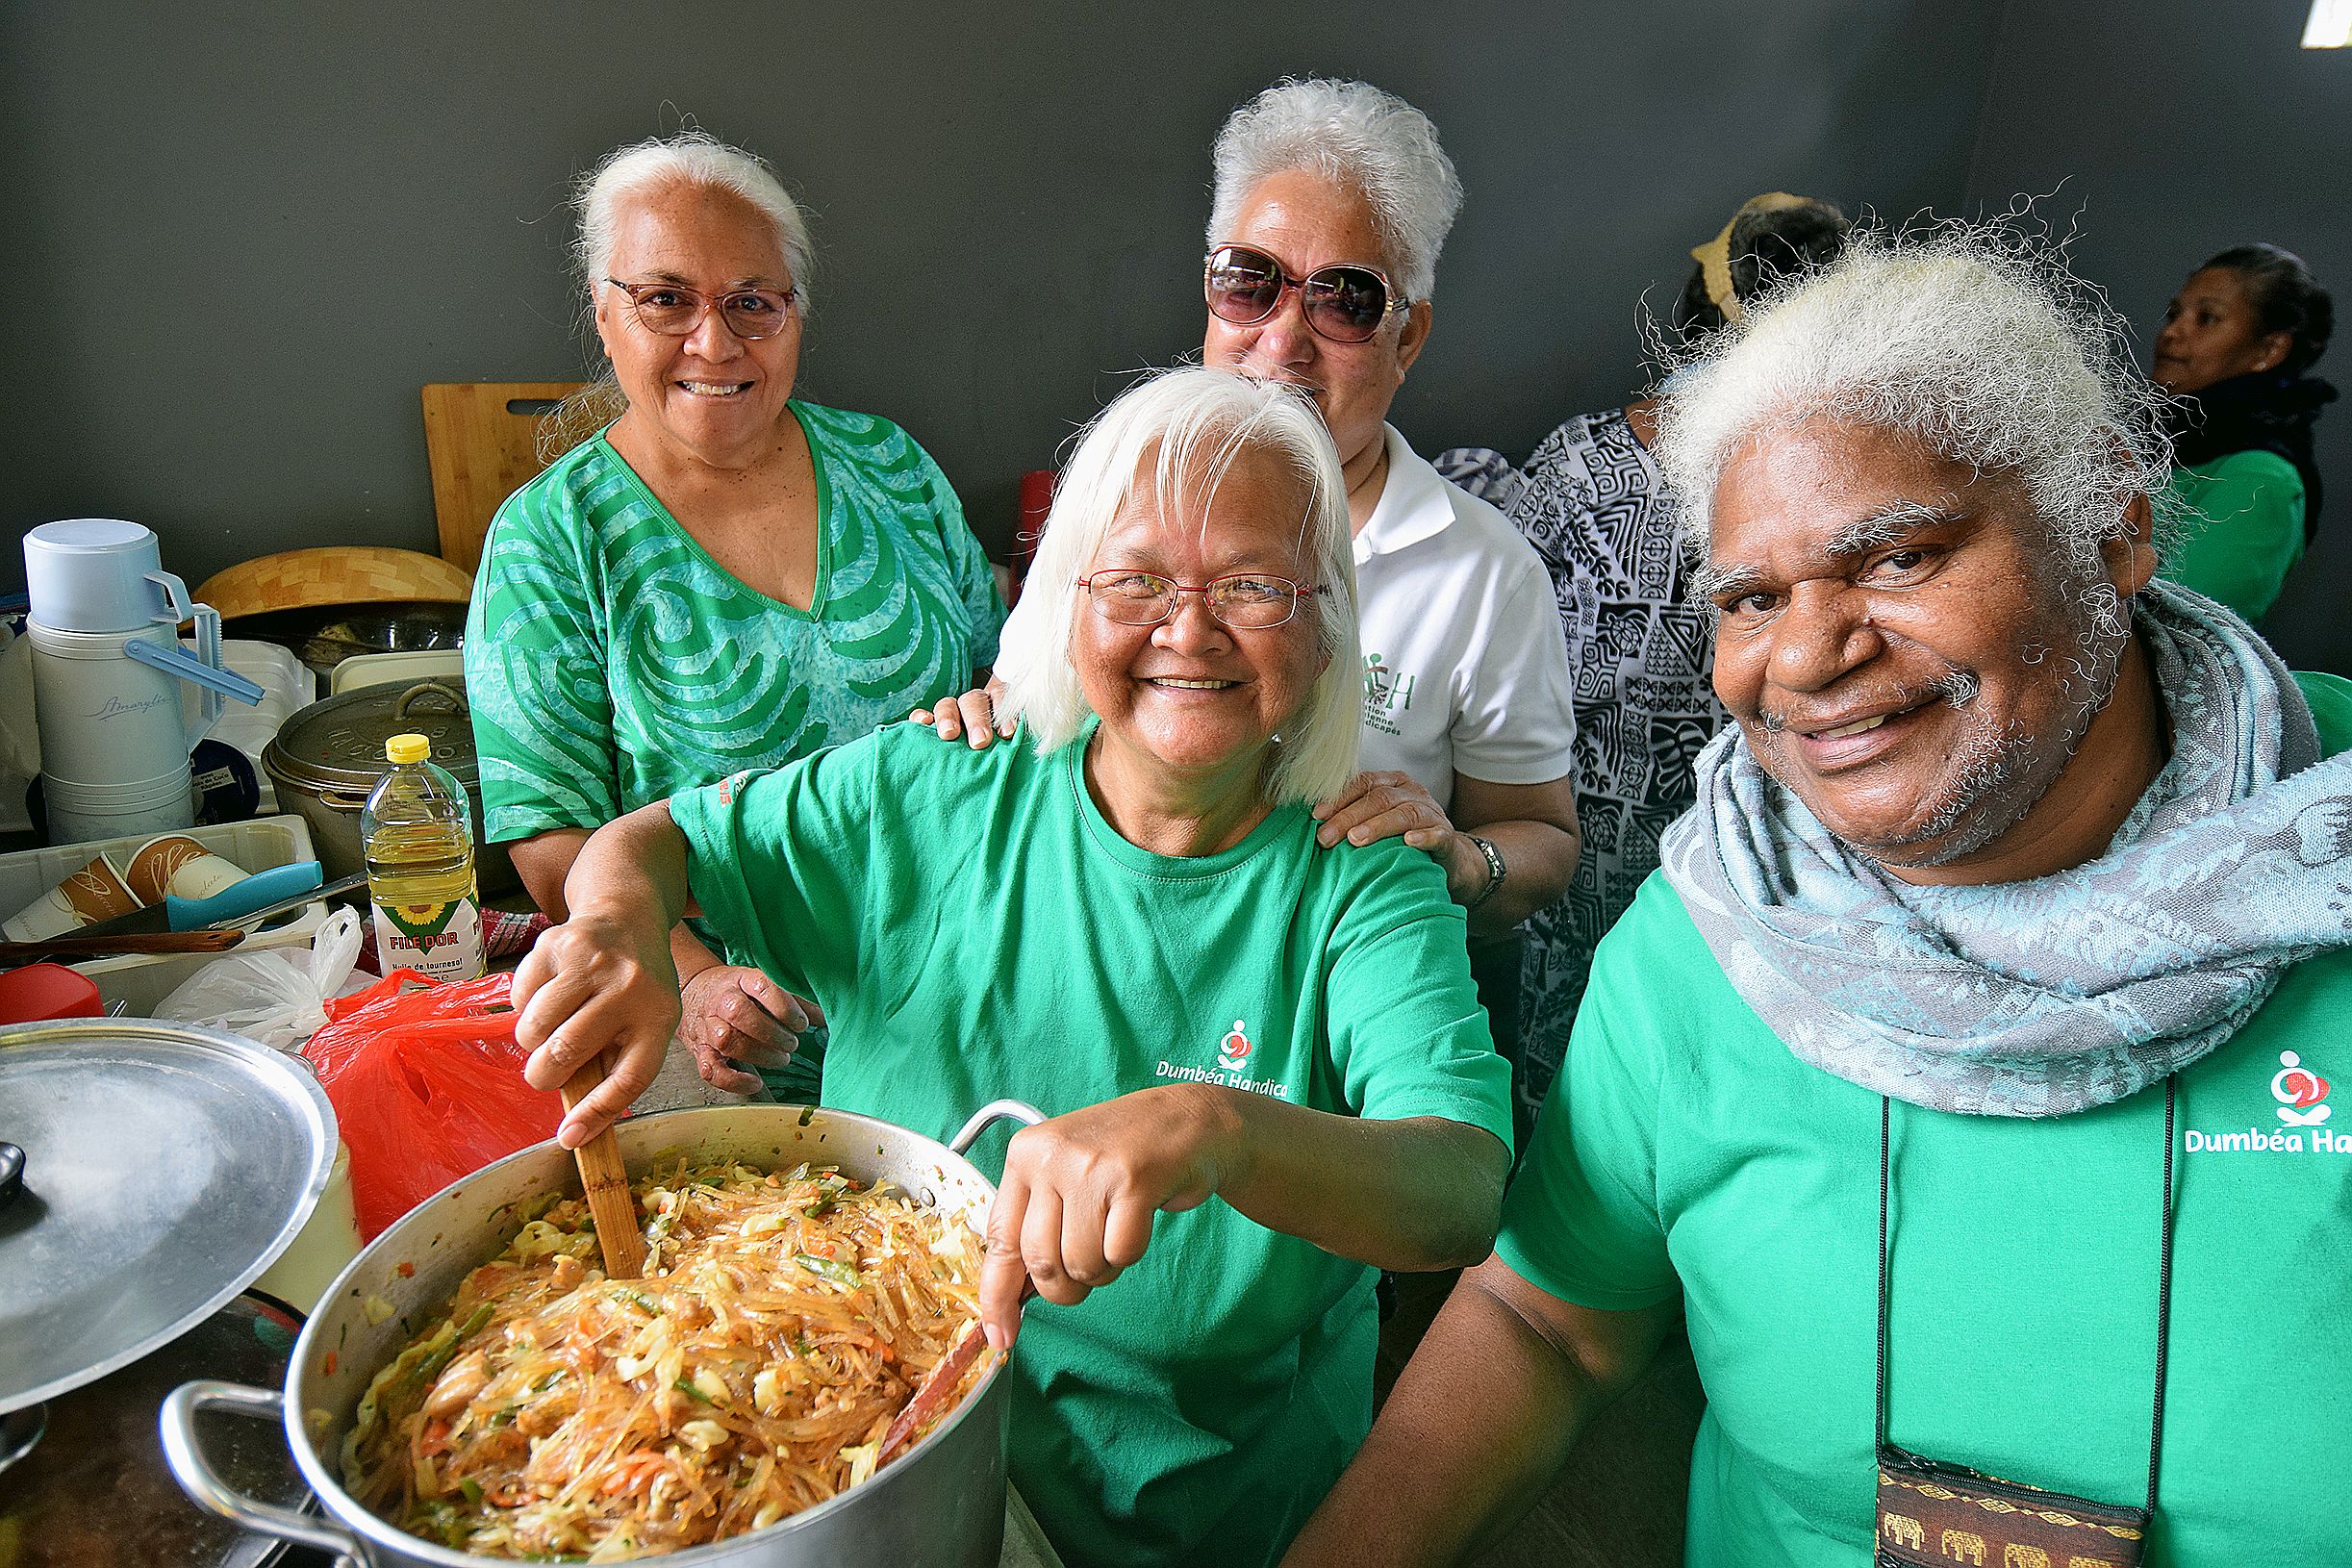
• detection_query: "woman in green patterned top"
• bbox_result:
[466,133,1003,1099]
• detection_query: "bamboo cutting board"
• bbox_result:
[420,382,589,572]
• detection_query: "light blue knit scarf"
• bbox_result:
[1660,580,2352,1117]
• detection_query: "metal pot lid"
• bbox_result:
[0,1293,310,1567]
[0,1020,336,1415]
[261,677,479,797]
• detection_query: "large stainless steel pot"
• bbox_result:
[164,1099,1044,1568]
[261,678,520,898]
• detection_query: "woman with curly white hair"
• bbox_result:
[513,366,1513,1568]
[1282,228,2352,1568]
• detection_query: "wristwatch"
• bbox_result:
[1462,832,1507,912]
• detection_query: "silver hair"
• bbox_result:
[541,131,817,458]
[1206,78,1463,304]
[997,366,1361,807]
[1652,221,2176,579]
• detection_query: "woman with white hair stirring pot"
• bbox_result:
[511,366,1513,1568]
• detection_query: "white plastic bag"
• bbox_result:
[155,906,368,1049]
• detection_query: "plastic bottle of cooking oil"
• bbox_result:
[361,733,485,983]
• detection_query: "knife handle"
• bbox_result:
[165,861,323,931]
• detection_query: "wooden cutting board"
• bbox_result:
[420,382,590,572]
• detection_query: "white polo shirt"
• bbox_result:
[1354,424,1579,812]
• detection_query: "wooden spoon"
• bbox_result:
[878,1278,1030,1466]
[559,1049,645,1279]
[413,1004,645,1279]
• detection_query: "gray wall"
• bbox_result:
[1,0,2000,598]
[1968,0,2352,672]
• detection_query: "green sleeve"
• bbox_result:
[667,739,879,1003]
[1494,918,1680,1311]
[2294,671,2352,757]
[464,478,625,842]
[2161,451,2307,620]
[915,442,1005,674]
[1321,848,1515,1150]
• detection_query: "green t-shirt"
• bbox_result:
[2160,449,2307,620]
[670,722,1513,1568]
[1499,671,2352,1568]
[466,400,1004,842]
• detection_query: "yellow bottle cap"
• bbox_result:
[385,733,431,765]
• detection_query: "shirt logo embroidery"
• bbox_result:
[2184,1050,2344,1153]
[2274,1050,2333,1126]
[1152,1017,1291,1100]
[1362,654,1415,737]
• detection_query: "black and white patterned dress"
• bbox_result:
[1439,409,1728,1120]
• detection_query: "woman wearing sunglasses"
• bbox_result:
[932,79,1581,1059]
[512,367,1512,1568]
[466,132,1004,1103]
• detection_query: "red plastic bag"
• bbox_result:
[302,969,563,1239]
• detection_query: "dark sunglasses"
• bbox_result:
[1203,244,1408,344]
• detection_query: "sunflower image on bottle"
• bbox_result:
[361,733,485,983]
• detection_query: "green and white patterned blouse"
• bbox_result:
[465,400,1004,845]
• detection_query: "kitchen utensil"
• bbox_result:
[195,547,472,622]
[882,1317,994,1466]
[561,1050,647,1278]
[72,861,336,939]
[0,927,245,962]
[880,1272,1037,1466]
[165,1099,1045,1568]
[420,381,588,572]
[0,1018,337,1416]
[435,1006,644,1277]
[0,962,104,1023]
[263,678,521,897]
[25,520,266,846]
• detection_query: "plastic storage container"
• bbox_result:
[0,816,332,1016]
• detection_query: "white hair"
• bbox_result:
[1653,223,2174,580]
[1206,78,1462,304]
[542,131,817,457]
[573,130,815,312]
[999,367,1361,807]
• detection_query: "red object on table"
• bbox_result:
[302,969,563,1238]
[0,962,104,1023]
[1010,468,1056,606]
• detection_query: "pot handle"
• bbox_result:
[394,679,468,719]
[162,1380,366,1565]
[948,1099,1048,1155]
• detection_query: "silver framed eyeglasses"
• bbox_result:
[603,277,798,340]
[1076,569,1324,629]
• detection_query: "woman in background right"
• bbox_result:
[1441,192,1848,1126]
[2150,242,2335,620]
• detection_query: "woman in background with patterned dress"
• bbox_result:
[466,132,1003,1100]
[1440,192,1847,1125]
